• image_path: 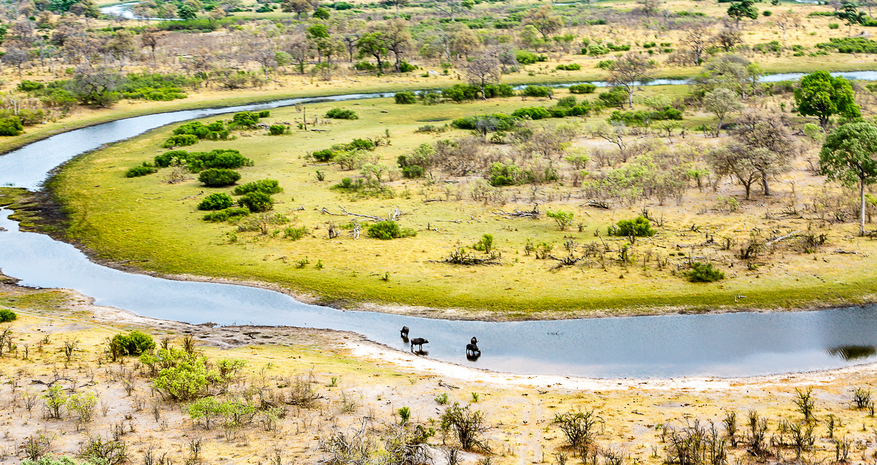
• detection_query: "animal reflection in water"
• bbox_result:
[410,337,429,355]
[466,336,481,361]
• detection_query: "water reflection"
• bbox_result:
[827,345,877,361]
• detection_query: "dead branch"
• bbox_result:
[585,200,610,209]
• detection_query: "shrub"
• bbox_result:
[108,331,156,360]
[154,150,190,167]
[520,85,553,97]
[348,138,376,151]
[202,207,250,222]
[238,191,274,212]
[163,134,198,148]
[233,179,282,195]
[230,111,260,128]
[258,110,270,118]
[78,436,127,465]
[367,220,416,240]
[452,114,516,131]
[556,63,582,70]
[516,50,540,64]
[395,91,417,104]
[557,96,577,108]
[66,391,98,424]
[829,22,839,29]
[125,165,157,178]
[0,309,16,322]
[0,116,23,136]
[312,149,336,162]
[197,193,234,210]
[554,410,603,450]
[18,80,45,92]
[198,168,241,187]
[18,109,45,126]
[283,226,308,240]
[186,149,253,171]
[686,262,725,282]
[325,108,358,119]
[173,121,211,138]
[569,83,597,94]
[511,107,551,120]
[441,402,489,452]
[611,216,656,237]
[546,210,574,230]
[268,124,287,135]
[443,84,481,102]
[154,357,210,402]
[598,87,627,109]
[484,83,515,98]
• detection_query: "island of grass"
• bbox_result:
[42,82,877,319]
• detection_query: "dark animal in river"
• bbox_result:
[470,336,478,345]
[401,326,409,340]
[410,337,428,352]
[466,342,480,357]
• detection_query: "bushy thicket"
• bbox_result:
[125,164,158,178]
[520,85,553,98]
[511,107,551,120]
[0,116,23,136]
[817,37,877,53]
[568,83,597,94]
[367,221,417,240]
[686,262,725,282]
[325,108,358,119]
[611,216,656,237]
[197,193,234,210]
[153,149,252,171]
[238,191,274,212]
[108,331,155,360]
[452,114,516,131]
[0,308,17,322]
[608,107,683,126]
[199,168,241,187]
[394,91,417,104]
[172,121,229,141]
[234,179,282,195]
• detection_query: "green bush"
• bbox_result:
[197,193,234,210]
[18,80,45,92]
[367,220,417,240]
[125,165,157,178]
[230,111,260,128]
[153,150,191,167]
[829,22,840,29]
[312,149,336,162]
[598,87,627,109]
[399,60,418,72]
[520,85,553,97]
[484,83,516,98]
[283,226,308,240]
[511,107,551,120]
[686,262,725,282]
[348,138,376,151]
[0,116,23,136]
[238,191,274,212]
[154,358,210,402]
[395,91,417,104]
[611,216,656,237]
[268,124,287,135]
[233,179,282,195]
[108,331,156,360]
[163,134,198,148]
[202,207,250,222]
[556,63,582,70]
[608,106,683,126]
[198,168,241,187]
[325,108,358,119]
[515,50,541,64]
[173,121,211,138]
[568,83,597,94]
[186,150,253,171]
[258,110,270,118]
[442,84,481,102]
[18,109,46,126]
[0,308,17,322]
[452,114,516,131]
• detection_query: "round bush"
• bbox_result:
[198,168,241,187]
[325,108,358,119]
[312,149,336,162]
[233,179,282,195]
[197,193,234,210]
[0,308,17,322]
[0,117,23,136]
[125,165,157,178]
[238,191,274,212]
[163,134,198,148]
[268,124,286,135]
[367,220,417,240]
[395,92,417,104]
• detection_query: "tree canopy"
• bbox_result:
[793,70,861,129]
[820,122,877,235]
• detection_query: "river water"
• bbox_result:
[2,85,877,378]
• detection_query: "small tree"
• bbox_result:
[727,0,758,27]
[606,53,654,108]
[546,210,574,231]
[820,122,877,235]
[465,57,501,101]
[837,3,866,36]
[441,403,490,452]
[704,88,744,136]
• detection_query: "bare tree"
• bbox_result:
[680,24,711,66]
[706,143,761,200]
[465,56,501,100]
[774,10,801,45]
[732,109,797,196]
[2,47,29,78]
[703,87,744,136]
[607,52,655,108]
[141,28,163,63]
[713,27,743,53]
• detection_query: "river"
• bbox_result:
[1,85,877,378]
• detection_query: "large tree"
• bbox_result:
[523,6,563,39]
[357,31,388,73]
[837,2,866,36]
[793,70,860,130]
[820,122,877,235]
[465,56,500,100]
[606,52,654,109]
[679,24,710,66]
